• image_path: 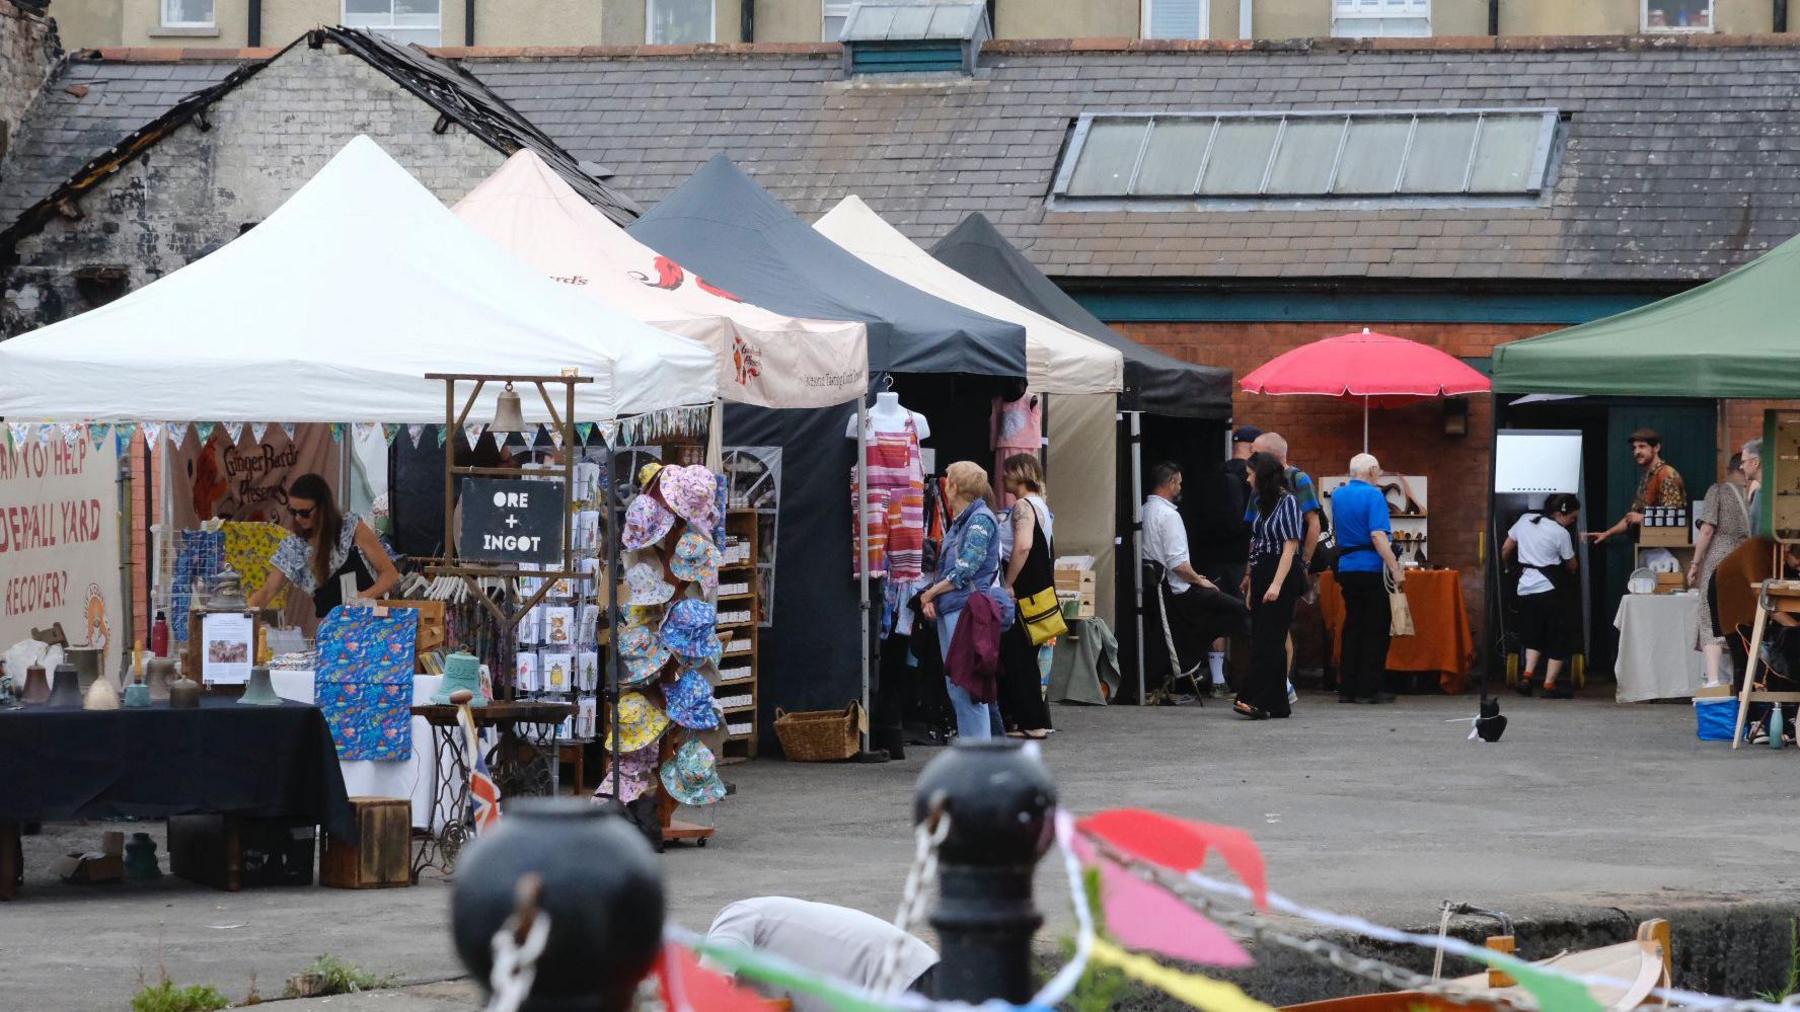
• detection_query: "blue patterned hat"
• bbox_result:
[659,598,720,661]
[660,738,727,807]
[668,531,721,591]
[618,622,672,686]
[664,666,721,730]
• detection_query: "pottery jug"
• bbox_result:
[451,799,664,1012]
[20,663,49,704]
[145,658,177,703]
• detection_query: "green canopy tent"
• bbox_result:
[1491,234,1800,397]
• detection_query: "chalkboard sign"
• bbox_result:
[458,477,566,566]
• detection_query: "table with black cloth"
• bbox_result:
[0,696,354,899]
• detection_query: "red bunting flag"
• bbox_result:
[1079,808,1269,910]
[655,943,786,1012]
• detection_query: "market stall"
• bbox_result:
[927,212,1236,702]
[627,155,1028,752]
[0,137,720,867]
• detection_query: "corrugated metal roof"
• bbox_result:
[840,2,986,42]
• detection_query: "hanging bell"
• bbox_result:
[123,682,152,708]
[431,651,489,707]
[46,663,83,707]
[238,666,282,706]
[490,382,526,434]
[20,663,49,704]
[145,658,178,703]
[84,675,120,711]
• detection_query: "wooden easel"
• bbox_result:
[1730,545,1800,749]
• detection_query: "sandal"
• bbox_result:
[1233,700,1269,720]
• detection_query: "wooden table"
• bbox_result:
[410,701,573,877]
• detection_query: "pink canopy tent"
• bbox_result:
[454,151,868,410]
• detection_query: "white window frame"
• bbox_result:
[341,0,443,45]
[1641,0,1714,32]
[824,1,852,41]
[161,0,215,29]
[1140,0,1210,40]
[646,0,717,44]
[1330,0,1430,38]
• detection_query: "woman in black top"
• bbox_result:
[997,454,1055,738]
[1236,452,1305,720]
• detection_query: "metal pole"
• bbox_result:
[856,397,872,754]
[606,437,623,803]
[1128,411,1145,705]
[1363,394,1370,453]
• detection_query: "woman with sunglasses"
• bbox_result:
[251,472,399,619]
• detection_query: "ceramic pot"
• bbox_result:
[451,799,664,1012]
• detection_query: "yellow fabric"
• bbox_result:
[223,521,290,611]
[1090,937,1275,1012]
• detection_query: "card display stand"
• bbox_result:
[718,510,762,762]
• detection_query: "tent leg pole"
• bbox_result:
[1130,412,1146,706]
[857,398,872,754]
[1363,395,1370,453]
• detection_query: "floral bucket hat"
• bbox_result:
[590,742,659,804]
[668,531,721,590]
[664,666,721,731]
[622,494,676,551]
[624,561,675,606]
[618,622,673,686]
[659,465,718,528]
[660,598,720,661]
[605,691,670,753]
[660,738,727,807]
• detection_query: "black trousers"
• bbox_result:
[1165,583,1250,674]
[1242,557,1302,717]
[1338,571,1391,700]
[997,615,1053,732]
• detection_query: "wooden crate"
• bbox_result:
[321,797,413,889]
[382,599,446,668]
[167,815,314,891]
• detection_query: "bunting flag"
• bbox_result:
[36,424,51,447]
[382,424,400,446]
[599,421,619,448]
[545,423,563,448]
[1088,937,1274,1012]
[1081,809,1268,909]
[655,944,786,1012]
[195,422,216,444]
[281,422,296,442]
[251,422,269,444]
[7,422,30,451]
[408,424,425,449]
[464,423,483,450]
[57,423,80,448]
[575,422,595,445]
[113,422,137,456]
[436,426,448,448]
[87,423,109,451]
[169,423,189,450]
[141,422,164,450]
[329,423,345,443]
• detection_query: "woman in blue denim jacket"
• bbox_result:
[920,461,1016,740]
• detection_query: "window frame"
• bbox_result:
[1640,0,1714,33]
[1051,108,1559,208]
[823,1,852,41]
[161,0,216,29]
[1330,0,1430,38]
[1139,0,1210,41]
[646,0,717,44]
[340,0,443,45]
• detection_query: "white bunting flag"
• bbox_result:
[251,422,269,444]
[141,422,164,449]
[168,424,189,450]
[280,422,296,442]
[407,424,425,449]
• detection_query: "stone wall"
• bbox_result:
[3,39,510,333]
[0,0,59,164]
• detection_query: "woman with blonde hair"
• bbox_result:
[920,461,1015,741]
[998,453,1054,738]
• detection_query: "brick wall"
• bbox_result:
[0,0,59,163]
[1114,320,1561,665]
[3,42,512,334]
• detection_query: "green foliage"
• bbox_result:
[1756,918,1800,1003]
[129,980,229,1012]
[1063,866,1131,1012]
[283,954,396,998]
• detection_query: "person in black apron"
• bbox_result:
[1502,494,1581,698]
[251,472,400,620]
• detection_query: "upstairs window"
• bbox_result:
[343,0,441,45]
[1053,109,1558,207]
[648,0,715,43]
[161,0,215,28]
[1331,0,1429,37]
[1643,0,1712,31]
[1142,0,1208,39]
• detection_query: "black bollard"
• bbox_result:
[913,739,1057,1004]
[451,798,664,1012]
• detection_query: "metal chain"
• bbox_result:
[873,798,951,997]
[485,874,553,1012]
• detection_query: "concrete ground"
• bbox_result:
[8,690,1800,1009]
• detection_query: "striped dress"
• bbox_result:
[852,415,926,582]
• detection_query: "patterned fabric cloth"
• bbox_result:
[853,416,925,582]
[271,512,369,596]
[223,522,290,612]
[1631,461,1689,512]
[314,605,418,761]
[1246,493,1305,563]
[171,529,226,643]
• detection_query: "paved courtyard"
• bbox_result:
[7,691,1798,1009]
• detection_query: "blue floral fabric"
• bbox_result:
[171,529,225,643]
[315,606,418,761]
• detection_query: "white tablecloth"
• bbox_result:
[271,670,443,829]
[1613,593,1706,702]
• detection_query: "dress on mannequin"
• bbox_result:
[991,391,1041,508]
[849,392,929,584]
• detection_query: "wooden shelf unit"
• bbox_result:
[718,510,761,762]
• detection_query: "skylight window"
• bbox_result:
[1053,110,1558,205]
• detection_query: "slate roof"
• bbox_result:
[461,36,1800,284]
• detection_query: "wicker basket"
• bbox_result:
[773,701,864,762]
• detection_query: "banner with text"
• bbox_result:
[0,437,120,657]
[173,424,341,529]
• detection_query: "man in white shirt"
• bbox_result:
[1142,462,1250,694]
[705,896,938,1009]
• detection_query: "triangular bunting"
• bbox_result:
[382,424,400,446]
[599,421,619,448]
[464,423,483,450]
[329,423,345,443]
[575,422,594,445]
[251,422,269,444]
[195,422,216,444]
[36,424,52,447]
[280,422,296,442]
[58,423,82,448]
[87,423,109,451]
[1080,809,1268,910]
[169,424,189,450]
[8,422,30,450]
[408,424,425,449]
[436,427,448,448]
[141,422,163,450]
[113,422,137,456]
[354,422,378,443]
[545,423,562,448]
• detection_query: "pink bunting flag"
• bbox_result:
[1080,809,1269,910]
[1098,854,1253,967]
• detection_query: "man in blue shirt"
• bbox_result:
[1332,453,1406,704]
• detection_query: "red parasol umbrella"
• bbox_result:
[1240,328,1492,450]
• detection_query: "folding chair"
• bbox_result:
[1142,561,1208,703]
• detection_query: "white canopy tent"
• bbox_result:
[0,136,717,425]
[454,150,867,410]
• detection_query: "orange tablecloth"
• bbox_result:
[1318,568,1474,694]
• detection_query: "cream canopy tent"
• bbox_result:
[455,151,867,410]
[0,136,717,424]
[814,195,1124,395]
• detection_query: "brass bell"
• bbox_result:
[490,382,526,434]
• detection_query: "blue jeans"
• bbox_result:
[939,610,994,741]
